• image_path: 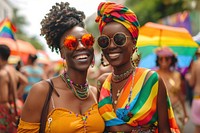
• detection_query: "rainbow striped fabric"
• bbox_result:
[98,68,180,133]
[95,2,140,40]
[0,18,16,40]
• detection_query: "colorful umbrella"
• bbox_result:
[136,22,198,69]
[0,37,37,63]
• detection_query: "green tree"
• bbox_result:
[12,7,43,50]
[125,0,191,26]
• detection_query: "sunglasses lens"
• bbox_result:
[81,34,94,48]
[98,36,109,49]
[64,36,78,50]
[159,57,171,62]
[113,33,126,46]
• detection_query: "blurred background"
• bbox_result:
[1,1,200,132]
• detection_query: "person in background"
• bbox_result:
[17,2,105,133]
[95,2,180,133]
[187,47,200,133]
[155,46,188,132]
[20,54,46,102]
[0,44,28,133]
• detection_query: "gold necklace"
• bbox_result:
[112,67,134,83]
[113,89,121,105]
[111,69,136,106]
[60,73,89,100]
[111,76,130,105]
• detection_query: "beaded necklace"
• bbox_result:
[111,69,136,107]
[112,67,134,83]
[60,73,89,100]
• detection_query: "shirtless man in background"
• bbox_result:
[188,47,200,133]
[0,44,27,133]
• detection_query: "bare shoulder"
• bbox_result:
[21,80,50,122]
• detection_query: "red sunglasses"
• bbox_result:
[63,33,95,50]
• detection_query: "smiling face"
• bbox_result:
[101,22,136,68]
[60,26,94,71]
[158,56,172,69]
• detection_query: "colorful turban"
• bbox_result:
[95,2,140,40]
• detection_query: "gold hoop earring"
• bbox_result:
[101,53,109,67]
[131,47,141,67]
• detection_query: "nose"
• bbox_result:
[109,38,116,48]
[76,39,86,49]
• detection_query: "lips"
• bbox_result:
[74,54,88,61]
[108,53,120,60]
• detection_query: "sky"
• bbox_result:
[9,0,106,60]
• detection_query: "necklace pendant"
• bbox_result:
[125,105,130,110]
[82,116,87,121]
[116,92,120,97]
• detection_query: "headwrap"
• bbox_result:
[154,46,176,57]
[95,2,140,40]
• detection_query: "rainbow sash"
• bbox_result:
[98,68,180,132]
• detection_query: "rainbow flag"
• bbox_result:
[0,18,17,40]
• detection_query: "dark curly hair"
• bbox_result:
[0,44,10,61]
[40,2,85,53]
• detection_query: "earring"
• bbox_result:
[63,58,68,73]
[131,47,141,67]
[91,56,95,68]
[101,53,109,67]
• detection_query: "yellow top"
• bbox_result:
[17,104,105,133]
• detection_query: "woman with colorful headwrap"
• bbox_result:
[95,2,180,133]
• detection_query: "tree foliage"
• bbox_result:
[12,7,43,50]
[125,0,190,26]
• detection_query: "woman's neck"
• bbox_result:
[113,62,133,75]
[66,70,88,85]
[158,67,172,73]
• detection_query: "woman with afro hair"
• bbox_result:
[17,2,105,133]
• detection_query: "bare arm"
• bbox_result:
[177,73,188,122]
[157,76,171,133]
[17,71,28,98]
[20,81,49,123]
[188,62,197,87]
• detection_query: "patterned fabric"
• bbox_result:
[98,68,180,133]
[0,104,17,133]
[17,104,105,133]
[172,100,185,131]
[95,2,140,40]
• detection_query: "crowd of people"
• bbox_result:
[0,1,199,133]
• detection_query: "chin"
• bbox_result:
[76,64,91,71]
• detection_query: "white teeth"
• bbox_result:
[109,53,120,59]
[109,53,120,57]
[75,54,88,60]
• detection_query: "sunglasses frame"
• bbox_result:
[62,33,94,50]
[97,32,132,49]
